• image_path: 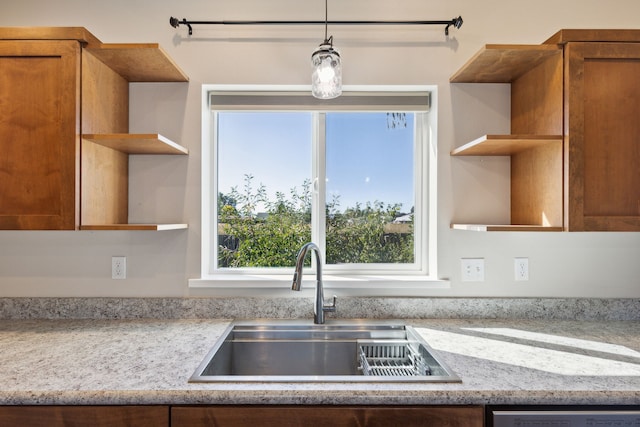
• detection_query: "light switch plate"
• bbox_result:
[461,258,484,282]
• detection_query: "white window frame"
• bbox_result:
[190,85,447,296]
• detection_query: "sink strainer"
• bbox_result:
[357,339,431,377]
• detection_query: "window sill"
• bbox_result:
[188,274,450,297]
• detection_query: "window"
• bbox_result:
[197,86,439,291]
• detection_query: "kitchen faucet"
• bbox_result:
[291,242,336,324]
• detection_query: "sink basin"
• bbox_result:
[189,320,461,382]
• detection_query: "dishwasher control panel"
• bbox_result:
[493,410,640,426]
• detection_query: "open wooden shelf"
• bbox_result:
[450,42,564,232]
[82,133,188,155]
[80,43,189,232]
[80,223,188,231]
[85,43,189,82]
[81,134,188,232]
[450,135,563,232]
[451,135,562,156]
[450,44,561,83]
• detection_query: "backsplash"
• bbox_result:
[0,297,637,321]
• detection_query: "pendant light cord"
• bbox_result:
[323,0,329,44]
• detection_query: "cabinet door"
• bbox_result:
[171,405,484,427]
[0,40,80,230]
[0,405,169,427]
[565,42,640,231]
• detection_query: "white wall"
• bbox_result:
[1,0,639,298]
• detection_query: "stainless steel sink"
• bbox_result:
[189,320,461,382]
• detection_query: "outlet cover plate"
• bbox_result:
[112,256,126,280]
[515,257,529,281]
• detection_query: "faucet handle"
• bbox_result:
[323,295,337,313]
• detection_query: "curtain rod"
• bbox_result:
[169,16,463,36]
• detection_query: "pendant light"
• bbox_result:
[311,0,342,99]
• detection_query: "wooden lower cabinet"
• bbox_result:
[0,404,483,426]
[0,405,168,427]
[171,405,484,427]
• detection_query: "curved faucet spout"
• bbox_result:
[291,242,336,324]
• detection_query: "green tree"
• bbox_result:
[218,175,311,267]
[326,201,414,264]
[217,174,413,268]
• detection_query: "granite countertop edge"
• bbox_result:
[0,389,639,407]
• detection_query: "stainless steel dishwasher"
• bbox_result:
[491,408,640,426]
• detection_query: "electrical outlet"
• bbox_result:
[514,257,529,281]
[112,256,126,279]
[461,258,485,282]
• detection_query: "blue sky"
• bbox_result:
[217,111,414,213]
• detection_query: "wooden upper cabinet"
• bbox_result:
[0,40,81,230]
[0,27,189,231]
[450,29,640,232]
[564,41,640,231]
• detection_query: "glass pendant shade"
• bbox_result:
[311,42,342,99]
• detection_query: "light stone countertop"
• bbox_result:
[0,318,638,406]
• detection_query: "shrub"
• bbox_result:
[218,175,413,268]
